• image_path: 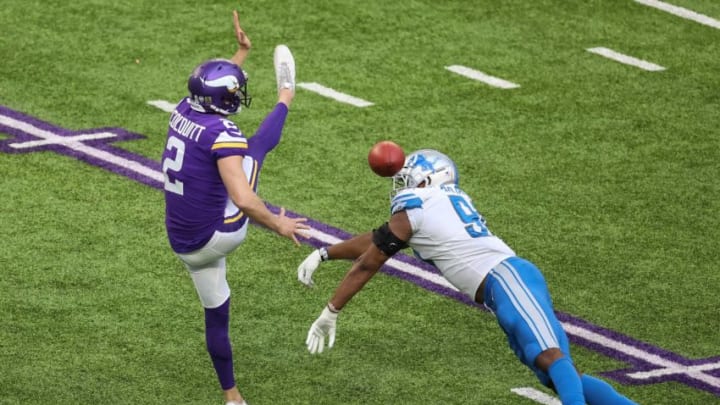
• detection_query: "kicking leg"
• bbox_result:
[246,45,296,163]
[247,103,289,163]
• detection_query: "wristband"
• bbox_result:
[327,302,340,313]
[319,247,329,261]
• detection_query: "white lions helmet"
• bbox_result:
[392,149,459,195]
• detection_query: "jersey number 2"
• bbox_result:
[162,136,185,196]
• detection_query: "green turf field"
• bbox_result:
[1,0,719,404]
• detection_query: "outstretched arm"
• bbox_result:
[305,212,412,353]
[218,155,307,244]
[230,10,251,67]
[327,232,374,260]
[326,243,388,310]
[297,231,373,287]
[305,240,389,354]
[328,212,412,310]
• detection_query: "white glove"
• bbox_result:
[298,248,324,287]
[306,306,338,354]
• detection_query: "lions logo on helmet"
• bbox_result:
[392,149,459,196]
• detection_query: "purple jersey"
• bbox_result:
[162,98,254,253]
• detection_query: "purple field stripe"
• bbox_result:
[558,313,683,364]
[0,106,162,188]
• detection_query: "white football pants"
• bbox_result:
[175,225,248,308]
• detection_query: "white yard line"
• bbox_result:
[147,100,176,113]
[445,65,520,89]
[297,82,374,107]
[511,387,561,405]
[635,0,720,29]
[586,47,666,71]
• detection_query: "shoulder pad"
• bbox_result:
[391,191,424,215]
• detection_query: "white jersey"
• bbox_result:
[391,184,515,298]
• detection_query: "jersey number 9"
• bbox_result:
[448,195,489,238]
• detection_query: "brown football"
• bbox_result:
[368,141,405,177]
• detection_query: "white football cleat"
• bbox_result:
[274,44,296,94]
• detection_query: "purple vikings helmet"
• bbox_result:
[392,149,459,195]
[187,59,251,115]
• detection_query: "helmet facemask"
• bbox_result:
[391,149,459,197]
[212,79,251,115]
[187,60,252,115]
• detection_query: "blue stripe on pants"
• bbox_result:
[484,256,571,385]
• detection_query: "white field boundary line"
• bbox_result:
[445,65,520,89]
[586,47,666,71]
[297,82,374,107]
[147,100,176,113]
[511,388,561,405]
[0,113,165,183]
[635,0,720,29]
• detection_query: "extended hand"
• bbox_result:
[298,249,322,287]
[233,10,251,50]
[276,207,309,245]
[306,306,338,354]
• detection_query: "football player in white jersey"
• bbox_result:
[297,149,636,405]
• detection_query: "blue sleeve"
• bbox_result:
[391,192,423,215]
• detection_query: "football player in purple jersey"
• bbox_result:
[297,150,637,405]
[161,10,307,405]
